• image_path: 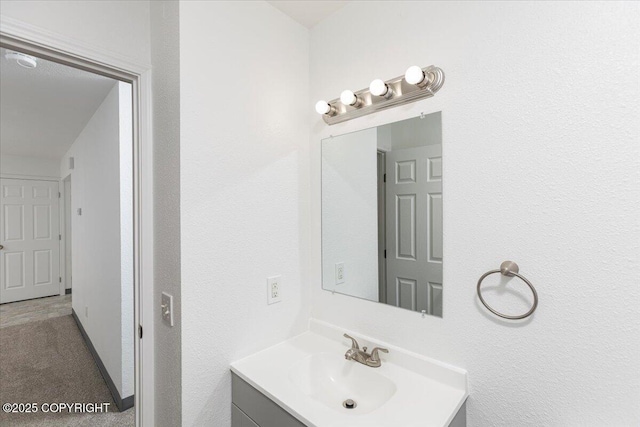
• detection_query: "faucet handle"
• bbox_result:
[369,347,389,362]
[343,333,359,350]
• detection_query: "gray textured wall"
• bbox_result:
[150,1,182,425]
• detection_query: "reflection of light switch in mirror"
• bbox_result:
[335,262,345,285]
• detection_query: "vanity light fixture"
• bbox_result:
[4,50,37,69]
[315,64,445,125]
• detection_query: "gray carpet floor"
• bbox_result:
[0,315,134,427]
[0,295,72,329]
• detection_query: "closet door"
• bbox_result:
[1,178,60,303]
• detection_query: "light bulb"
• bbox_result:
[340,90,358,106]
[369,79,390,97]
[315,100,331,115]
[405,65,425,85]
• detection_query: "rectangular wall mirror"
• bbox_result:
[321,112,443,317]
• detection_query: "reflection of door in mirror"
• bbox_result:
[321,112,443,317]
[384,145,442,316]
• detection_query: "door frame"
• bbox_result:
[61,174,71,294]
[0,15,155,426]
[377,150,387,304]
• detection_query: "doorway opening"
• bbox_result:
[0,23,152,424]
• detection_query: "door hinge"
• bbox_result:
[58,192,61,198]
[59,277,62,283]
[138,325,143,339]
[59,234,62,241]
[384,173,387,183]
[384,249,387,258]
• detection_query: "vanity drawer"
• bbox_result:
[232,373,306,427]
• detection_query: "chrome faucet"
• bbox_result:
[343,333,389,368]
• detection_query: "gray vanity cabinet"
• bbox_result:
[449,402,467,427]
[231,372,466,427]
[232,405,259,427]
[232,373,305,427]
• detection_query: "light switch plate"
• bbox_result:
[335,262,345,285]
[267,276,282,305]
[161,292,174,326]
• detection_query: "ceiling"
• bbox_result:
[268,1,348,28]
[0,2,344,161]
[0,48,117,160]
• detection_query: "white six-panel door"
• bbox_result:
[1,178,60,304]
[385,145,443,315]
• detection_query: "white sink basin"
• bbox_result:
[289,352,397,414]
[231,319,468,427]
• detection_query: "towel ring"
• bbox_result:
[477,261,538,320]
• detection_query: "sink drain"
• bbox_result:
[342,399,357,409]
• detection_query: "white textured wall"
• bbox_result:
[309,2,640,426]
[0,154,60,178]
[0,0,150,65]
[150,1,182,426]
[179,1,310,425]
[322,127,379,301]
[60,82,134,399]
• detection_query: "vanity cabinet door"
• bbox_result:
[232,404,259,427]
[231,373,306,427]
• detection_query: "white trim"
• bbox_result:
[0,173,59,181]
[59,177,66,296]
[0,15,151,74]
[60,174,71,295]
[0,16,155,427]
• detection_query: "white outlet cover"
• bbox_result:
[161,292,174,327]
[335,262,345,285]
[267,276,282,305]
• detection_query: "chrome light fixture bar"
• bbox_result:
[316,65,444,125]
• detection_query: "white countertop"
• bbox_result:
[231,319,468,427]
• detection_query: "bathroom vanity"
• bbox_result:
[230,111,467,427]
[230,319,468,427]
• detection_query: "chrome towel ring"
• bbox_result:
[477,261,538,320]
